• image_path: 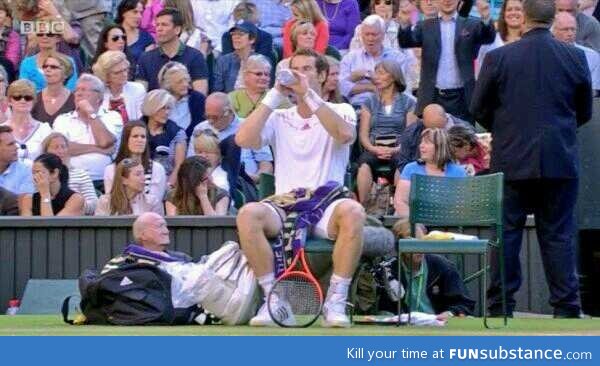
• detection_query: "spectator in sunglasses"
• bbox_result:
[31,51,76,126]
[20,153,84,216]
[95,158,164,216]
[90,24,134,78]
[19,31,79,93]
[0,80,52,163]
[93,50,146,122]
[165,155,230,215]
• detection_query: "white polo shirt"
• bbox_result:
[53,108,123,181]
[260,102,356,194]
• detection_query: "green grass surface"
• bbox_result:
[1,315,599,336]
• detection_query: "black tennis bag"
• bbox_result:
[62,263,197,325]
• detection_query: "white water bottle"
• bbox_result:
[5,299,19,315]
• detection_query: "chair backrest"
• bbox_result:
[408,173,504,228]
[258,172,275,199]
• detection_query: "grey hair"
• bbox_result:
[375,59,406,92]
[361,14,385,33]
[92,50,130,83]
[142,89,176,116]
[243,54,272,72]
[78,73,106,94]
[523,0,555,26]
[207,91,233,112]
[158,61,191,92]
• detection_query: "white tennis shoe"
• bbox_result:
[249,296,296,327]
[322,294,351,328]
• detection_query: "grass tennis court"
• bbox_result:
[1,316,599,336]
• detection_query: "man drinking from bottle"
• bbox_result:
[235,49,365,328]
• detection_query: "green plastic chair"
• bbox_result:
[397,173,507,328]
[258,172,275,199]
[232,189,247,210]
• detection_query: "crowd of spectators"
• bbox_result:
[0,0,594,217]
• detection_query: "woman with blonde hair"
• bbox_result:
[95,158,164,216]
[277,21,341,72]
[31,51,75,125]
[0,79,51,162]
[192,130,231,192]
[229,54,274,118]
[93,50,146,122]
[158,61,206,138]
[42,132,98,215]
[143,89,187,187]
[282,0,329,58]
[394,128,466,217]
[165,155,230,215]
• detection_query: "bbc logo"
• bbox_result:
[20,21,65,35]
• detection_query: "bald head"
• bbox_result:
[553,11,577,43]
[205,92,234,130]
[422,104,448,128]
[132,213,170,252]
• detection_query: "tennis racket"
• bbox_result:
[267,247,323,327]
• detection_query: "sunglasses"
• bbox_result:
[120,157,141,168]
[42,64,61,70]
[110,35,127,42]
[37,33,58,38]
[11,95,34,102]
[193,128,219,138]
[375,0,393,4]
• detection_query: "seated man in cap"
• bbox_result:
[213,20,260,93]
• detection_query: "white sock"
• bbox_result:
[258,273,275,298]
[327,273,352,301]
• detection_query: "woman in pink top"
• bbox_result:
[282,0,329,58]
[141,0,165,40]
[0,0,20,69]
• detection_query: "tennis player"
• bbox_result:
[235,49,365,328]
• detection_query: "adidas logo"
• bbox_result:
[120,276,133,286]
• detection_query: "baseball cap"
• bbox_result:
[229,20,258,38]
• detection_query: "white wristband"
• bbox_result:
[302,89,324,113]
[261,88,287,110]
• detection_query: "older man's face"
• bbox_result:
[141,216,170,251]
[205,98,232,131]
[74,81,102,109]
[554,16,577,43]
[361,24,384,54]
[556,0,576,15]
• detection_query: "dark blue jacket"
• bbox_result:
[471,28,593,180]
[186,89,206,139]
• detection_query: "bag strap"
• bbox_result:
[61,295,78,325]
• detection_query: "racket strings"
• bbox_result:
[272,274,322,317]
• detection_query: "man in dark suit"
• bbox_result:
[398,0,496,123]
[471,0,593,318]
